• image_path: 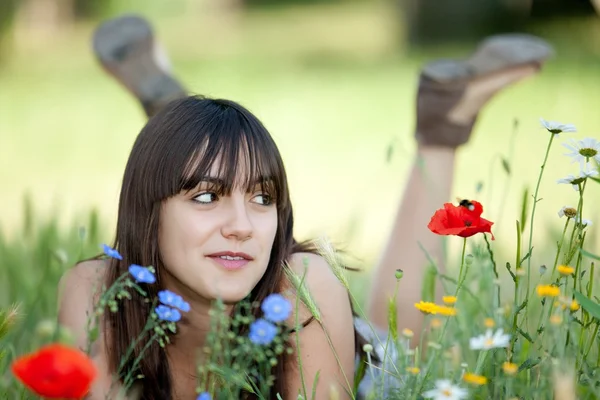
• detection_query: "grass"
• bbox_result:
[1,2,600,396]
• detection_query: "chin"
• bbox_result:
[208,284,254,304]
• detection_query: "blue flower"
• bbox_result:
[249,318,277,345]
[128,264,156,284]
[102,244,122,260]
[155,305,181,322]
[261,293,292,323]
[158,290,190,312]
[196,392,211,400]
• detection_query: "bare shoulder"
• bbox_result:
[57,259,107,352]
[288,252,349,299]
[283,252,356,398]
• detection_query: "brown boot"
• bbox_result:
[415,33,554,148]
[92,14,187,117]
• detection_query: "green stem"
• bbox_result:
[454,238,468,297]
[474,350,488,375]
[509,221,522,362]
[484,235,500,310]
[525,134,555,303]
[550,218,571,278]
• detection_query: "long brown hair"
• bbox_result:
[102,96,368,399]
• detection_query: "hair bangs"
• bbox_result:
[177,101,286,205]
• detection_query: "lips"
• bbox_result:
[206,251,254,270]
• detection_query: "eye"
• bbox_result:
[193,192,218,204]
[251,193,273,206]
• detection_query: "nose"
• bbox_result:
[221,199,253,241]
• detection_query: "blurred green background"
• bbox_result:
[1,0,600,307]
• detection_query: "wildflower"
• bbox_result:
[102,244,122,260]
[550,315,562,325]
[128,264,156,284]
[563,137,600,167]
[469,329,510,350]
[402,328,414,338]
[427,200,494,239]
[484,318,495,328]
[435,305,457,316]
[197,393,211,400]
[430,318,443,328]
[442,296,457,305]
[158,290,190,312]
[261,293,292,323]
[249,319,277,346]
[557,163,599,191]
[502,362,518,375]
[537,284,560,297]
[558,206,577,219]
[539,118,577,135]
[463,373,487,385]
[415,301,438,314]
[422,379,468,400]
[11,343,97,399]
[569,300,580,311]
[406,367,420,375]
[557,265,575,276]
[155,305,181,322]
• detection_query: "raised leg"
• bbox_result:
[367,34,554,343]
[92,14,187,117]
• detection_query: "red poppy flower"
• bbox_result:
[428,200,494,239]
[11,343,97,399]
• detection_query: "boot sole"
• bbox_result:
[422,33,555,83]
[92,14,186,114]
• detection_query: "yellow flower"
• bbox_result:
[484,318,495,328]
[463,373,487,385]
[406,367,420,375]
[502,362,518,375]
[557,265,575,276]
[550,315,562,325]
[402,328,414,338]
[430,318,443,328]
[569,299,580,311]
[415,301,437,314]
[435,305,457,316]
[442,296,457,305]
[537,284,560,297]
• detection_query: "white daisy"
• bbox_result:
[563,137,600,167]
[558,206,576,218]
[422,380,468,400]
[540,118,577,135]
[469,329,511,350]
[557,164,598,191]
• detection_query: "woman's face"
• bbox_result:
[157,164,278,304]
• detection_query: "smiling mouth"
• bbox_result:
[207,252,253,270]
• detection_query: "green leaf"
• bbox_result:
[501,157,511,175]
[579,248,600,262]
[519,187,529,234]
[574,291,600,321]
[310,370,320,400]
[518,357,541,372]
[517,328,533,343]
[353,355,367,396]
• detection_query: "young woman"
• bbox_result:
[58,97,358,399]
[59,15,555,399]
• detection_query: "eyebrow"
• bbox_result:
[198,175,275,187]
